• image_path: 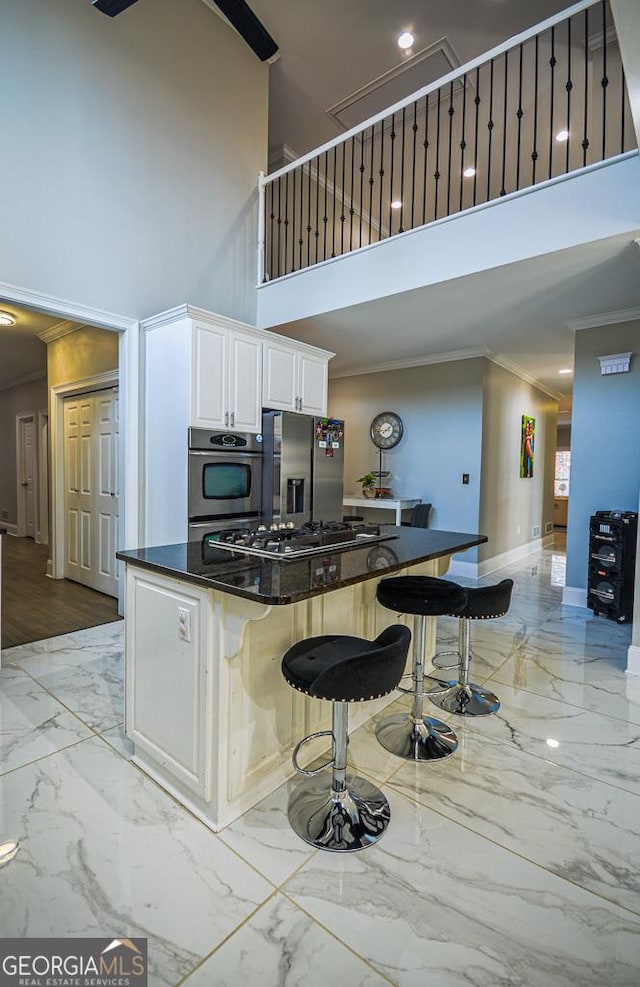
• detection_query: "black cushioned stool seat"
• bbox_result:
[429,578,514,716]
[375,576,467,761]
[282,625,411,852]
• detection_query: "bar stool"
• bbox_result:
[375,576,467,761]
[428,578,514,715]
[282,624,411,852]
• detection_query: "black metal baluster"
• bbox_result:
[284,171,289,273]
[331,145,337,257]
[349,136,355,252]
[434,89,442,219]
[411,100,418,230]
[323,150,328,261]
[269,181,274,281]
[291,168,296,271]
[565,18,572,173]
[582,8,589,167]
[621,66,626,153]
[473,67,480,206]
[306,161,312,269]
[399,106,406,233]
[314,155,321,265]
[500,50,509,195]
[299,165,304,269]
[422,95,430,224]
[532,35,539,183]
[601,0,608,159]
[276,176,282,278]
[459,74,467,212]
[379,118,385,241]
[368,124,375,243]
[516,44,524,190]
[549,26,556,179]
[388,113,396,235]
[340,141,346,255]
[446,81,455,216]
[487,60,494,200]
[359,135,365,248]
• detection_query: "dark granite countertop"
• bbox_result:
[117,527,486,605]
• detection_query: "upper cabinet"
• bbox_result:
[192,321,262,432]
[262,337,331,416]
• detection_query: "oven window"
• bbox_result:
[202,463,252,499]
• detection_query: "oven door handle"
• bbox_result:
[188,449,263,458]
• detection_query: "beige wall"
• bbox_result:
[47,328,119,390]
[479,361,557,562]
[0,0,268,324]
[0,376,48,526]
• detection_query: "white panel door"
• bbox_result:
[228,329,262,432]
[64,390,119,598]
[298,351,328,416]
[262,339,298,412]
[191,323,228,428]
[19,417,36,537]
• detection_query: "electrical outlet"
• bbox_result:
[545,521,554,534]
[517,525,522,536]
[462,473,470,485]
[532,524,541,538]
[177,607,191,643]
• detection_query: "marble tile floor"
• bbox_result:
[1,544,639,985]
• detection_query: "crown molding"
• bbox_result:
[485,349,563,400]
[567,306,640,332]
[329,347,486,378]
[140,303,255,334]
[0,370,46,393]
[37,320,85,344]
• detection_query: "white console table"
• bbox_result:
[343,497,421,526]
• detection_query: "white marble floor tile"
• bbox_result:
[0,737,272,987]
[387,730,640,914]
[4,620,123,665]
[283,790,640,986]
[218,782,317,887]
[0,665,92,775]
[458,682,640,795]
[98,724,134,760]
[9,630,124,732]
[181,892,390,986]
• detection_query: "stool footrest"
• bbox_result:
[292,730,334,776]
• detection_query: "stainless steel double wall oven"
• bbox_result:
[188,427,263,543]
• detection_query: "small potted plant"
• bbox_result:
[357,471,377,498]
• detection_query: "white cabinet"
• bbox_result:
[192,321,262,433]
[263,337,330,416]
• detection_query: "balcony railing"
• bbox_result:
[258,0,635,284]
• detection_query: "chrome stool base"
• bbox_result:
[375,712,458,761]
[288,773,390,851]
[428,680,500,716]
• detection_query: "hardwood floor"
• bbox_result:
[1,536,120,650]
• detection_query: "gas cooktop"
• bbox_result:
[211,520,396,560]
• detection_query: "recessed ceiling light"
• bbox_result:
[0,311,16,327]
[546,738,560,749]
[558,368,572,375]
[397,31,414,50]
[555,129,570,142]
[390,200,403,210]
[463,167,476,178]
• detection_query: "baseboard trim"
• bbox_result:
[626,645,640,677]
[562,585,588,608]
[3,523,18,536]
[449,536,546,580]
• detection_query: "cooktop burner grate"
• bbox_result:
[211,521,396,560]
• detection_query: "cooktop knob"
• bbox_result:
[286,521,296,529]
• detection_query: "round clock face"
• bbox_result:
[370,412,404,449]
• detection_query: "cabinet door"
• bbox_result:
[262,339,298,412]
[228,329,262,432]
[192,322,228,428]
[299,351,328,416]
[126,572,211,799]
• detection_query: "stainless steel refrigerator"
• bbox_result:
[261,411,345,526]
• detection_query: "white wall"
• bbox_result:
[0,0,268,324]
[329,359,485,561]
[566,320,640,595]
[479,361,557,563]
[0,376,48,526]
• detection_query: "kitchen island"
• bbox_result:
[117,526,485,830]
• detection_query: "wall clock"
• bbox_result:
[370,411,404,450]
